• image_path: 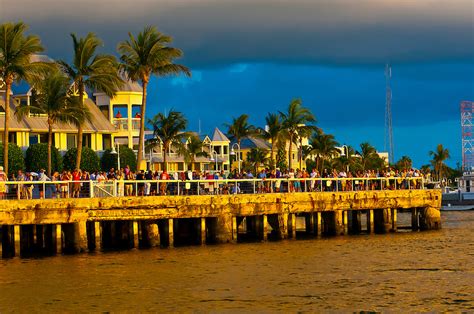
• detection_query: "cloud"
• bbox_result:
[3,0,473,67]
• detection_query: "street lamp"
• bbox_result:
[230,143,241,174]
[340,144,349,172]
[110,143,121,171]
[210,151,218,172]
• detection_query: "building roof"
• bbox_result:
[93,75,142,95]
[239,136,272,150]
[211,127,230,142]
[0,97,116,133]
[11,81,31,95]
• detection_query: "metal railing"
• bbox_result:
[0,177,427,200]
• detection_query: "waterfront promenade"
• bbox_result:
[0,177,441,258]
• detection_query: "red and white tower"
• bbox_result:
[461,100,474,170]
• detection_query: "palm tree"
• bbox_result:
[0,22,44,174]
[357,142,379,171]
[309,132,339,174]
[14,69,88,176]
[148,110,188,171]
[279,98,317,170]
[179,135,209,171]
[396,155,412,170]
[257,112,285,169]
[58,32,122,170]
[246,147,269,174]
[429,144,450,181]
[118,26,191,170]
[226,114,256,148]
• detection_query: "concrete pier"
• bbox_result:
[0,189,442,257]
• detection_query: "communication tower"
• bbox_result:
[461,100,474,170]
[384,64,394,164]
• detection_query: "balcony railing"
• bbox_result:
[113,118,141,130]
[0,177,427,200]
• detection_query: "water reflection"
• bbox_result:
[0,211,473,312]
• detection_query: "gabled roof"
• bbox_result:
[94,74,142,94]
[0,97,116,133]
[11,81,32,95]
[211,127,230,142]
[239,136,271,150]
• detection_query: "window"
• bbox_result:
[67,134,76,150]
[223,146,228,154]
[29,133,39,145]
[82,134,92,148]
[103,134,112,150]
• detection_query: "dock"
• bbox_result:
[0,185,442,258]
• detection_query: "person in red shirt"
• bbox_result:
[72,169,82,198]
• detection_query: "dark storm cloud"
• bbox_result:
[2,0,473,67]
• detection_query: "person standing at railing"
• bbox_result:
[60,171,71,198]
[159,170,169,195]
[16,170,26,200]
[0,166,7,200]
[125,171,134,196]
[37,169,50,199]
[24,172,34,199]
[80,171,90,197]
[144,170,153,196]
[72,169,82,198]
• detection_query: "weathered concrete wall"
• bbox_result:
[0,190,441,225]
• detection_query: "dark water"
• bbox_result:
[1,211,473,312]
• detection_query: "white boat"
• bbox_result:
[441,204,474,211]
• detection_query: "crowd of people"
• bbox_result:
[0,164,429,200]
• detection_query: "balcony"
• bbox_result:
[113,118,141,131]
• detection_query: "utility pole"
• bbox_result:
[385,64,394,164]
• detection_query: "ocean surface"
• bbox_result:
[0,211,473,312]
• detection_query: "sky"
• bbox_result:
[2,0,473,167]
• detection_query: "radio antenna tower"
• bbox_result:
[384,64,394,164]
[461,101,474,171]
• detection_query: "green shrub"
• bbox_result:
[101,146,137,171]
[25,143,62,174]
[63,147,100,172]
[0,143,25,176]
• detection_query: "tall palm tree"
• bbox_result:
[118,26,191,170]
[246,147,269,175]
[226,114,256,165]
[179,135,209,171]
[0,22,44,174]
[257,112,285,169]
[14,69,88,176]
[357,142,378,171]
[429,144,450,181]
[309,132,339,174]
[58,32,122,170]
[148,110,188,172]
[279,98,317,170]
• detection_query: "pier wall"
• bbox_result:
[0,189,441,257]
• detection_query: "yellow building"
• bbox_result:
[150,127,231,173]
[0,81,116,153]
[93,79,143,150]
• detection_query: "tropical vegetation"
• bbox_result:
[118,26,191,170]
[58,32,122,170]
[0,21,44,175]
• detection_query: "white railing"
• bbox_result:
[0,177,427,200]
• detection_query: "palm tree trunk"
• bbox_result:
[288,135,293,170]
[270,139,275,170]
[137,79,148,171]
[3,80,12,175]
[163,146,167,172]
[47,121,53,177]
[75,82,85,169]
